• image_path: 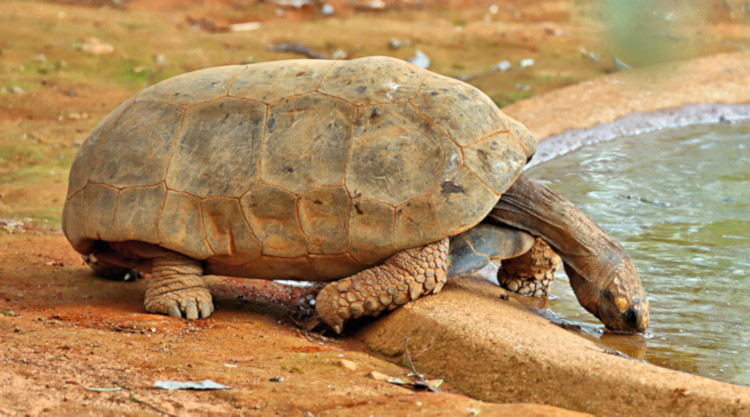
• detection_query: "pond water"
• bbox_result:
[527,121,750,386]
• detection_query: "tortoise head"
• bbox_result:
[564,246,649,334]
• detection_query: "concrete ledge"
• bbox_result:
[359,278,750,417]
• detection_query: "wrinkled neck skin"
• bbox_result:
[486,174,649,333]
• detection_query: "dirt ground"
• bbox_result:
[1,0,749,415]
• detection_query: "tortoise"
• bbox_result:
[62,56,649,334]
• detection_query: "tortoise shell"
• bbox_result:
[62,56,535,281]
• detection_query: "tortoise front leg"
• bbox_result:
[316,238,449,333]
[145,252,214,319]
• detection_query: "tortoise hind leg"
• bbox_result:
[145,252,214,319]
[316,238,449,334]
[498,237,561,297]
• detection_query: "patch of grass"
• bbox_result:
[494,90,537,108]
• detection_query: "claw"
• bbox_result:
[185,302,199,319]
[168,305,182,318]
[200,303,212,318]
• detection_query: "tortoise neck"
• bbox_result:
[485,174,623,283]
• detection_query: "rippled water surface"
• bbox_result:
[528,121,749,386]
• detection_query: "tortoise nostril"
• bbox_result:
[625,306,640,330]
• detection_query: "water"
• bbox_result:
[527,121,750,386]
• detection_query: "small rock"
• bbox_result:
[67,112,89,120]
[407,49,430,69]
[368,371,390,381]
[153,53,167,66]
[331,49,347,60]
[80,37,114,55]
[488,4,498,14]
[338,359,357,371]
[515,83,530,91]
[613,57,631,72]
[229,22,261,32]
[273,0,314,7]
[355,0,386,11]
[269,376,284,382]
[519,58,534,68]
[321,4,334,15]
[492,60,511,71]
[154,380,230,390]
[579,47,600,62]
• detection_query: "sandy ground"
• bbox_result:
[2,0,750,415]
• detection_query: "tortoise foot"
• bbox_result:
[316,238,449,333]
[145,286,214,319]
[144,253,214,319]
[498,237,560,297]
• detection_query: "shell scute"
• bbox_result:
[166,97,265,198]
[112,184,166,245]
[62,190,88,252]
[261,93,355,194]
[432,167,497,236]
[67,98,134,198]
[346,104,461,207]
[158,191,212,259]
[310,253,364,280]
[229,59,333,103]
[240,185,307,258]
[393,196,443,250]
[82,183,118,241]
[463,133,527,195]
[136,65,241,107]
[89,101,183,188]
[298,187,350,255]
[318,56,423,105]
[413,74,510,147]
[201,196,262,265]
[348,198,395,265]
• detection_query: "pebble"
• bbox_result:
[407,49,431,69]
[367,371,390,381]
[338,359,357,371]
[80,37,114,55]
[493,60,512,71]
[613,57,631,72]
[229,22,261,32]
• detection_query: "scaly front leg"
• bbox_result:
[315,238,449,333]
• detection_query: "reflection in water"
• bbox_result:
[528,121,750,386]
